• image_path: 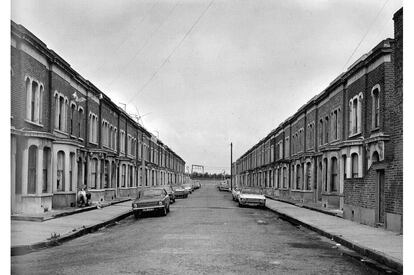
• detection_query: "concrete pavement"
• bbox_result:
[11,200,133,255]
[265,198,403,272]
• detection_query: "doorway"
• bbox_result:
[376,170,385,224]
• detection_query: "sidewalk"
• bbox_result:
[265,198,403,272]
[11,200,133,256]
[11,198,131,222]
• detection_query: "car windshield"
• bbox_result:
[241,188,262,195]
[183,184,191,188]
[172,186,183,190]
[141,189,163,198]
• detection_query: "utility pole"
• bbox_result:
[230,142,233,190]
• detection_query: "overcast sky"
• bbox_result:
[11,0,402,174]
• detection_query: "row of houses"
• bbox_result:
[233,8,403,232]
[10,21,185,214]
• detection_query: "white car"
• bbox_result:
[238,188,266,208]
[231,188,241,201]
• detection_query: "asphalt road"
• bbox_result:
[12,182,379,274]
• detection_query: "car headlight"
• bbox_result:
[159,201,163,206]
[132,203,137,208]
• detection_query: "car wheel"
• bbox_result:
[134,211,140,219]
[238,202,242,207]
[161,206,167,216]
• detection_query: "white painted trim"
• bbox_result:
[367,54,391,73]
[20,43,49,69]
[51,64,87,96]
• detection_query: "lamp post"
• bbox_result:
[230,142,233,190]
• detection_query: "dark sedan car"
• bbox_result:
[132,188,170,218]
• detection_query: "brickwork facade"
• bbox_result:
[10,21,186,215]
[235,8,403,232]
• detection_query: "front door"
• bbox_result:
[376,170,385,224]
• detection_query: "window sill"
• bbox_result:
[371,127,380,133]
[54,129,68,135]
[348,132,362,138]
[25,119,44,128]
[89,141,98,146]
[78,138,84,142]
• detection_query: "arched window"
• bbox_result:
[90,158,97,189]
[57,151,65,191]
[319,119,323,145]
[372,151,380,163]
[78,108,84,139]
[121,164,126,187]
[28,145,37,194]
[296,164,302,189]
[372,87,380,128]
[69,153,75,191]
[58,96,65,131]
[351,153,359,178]
[70,104,76,135]
[25,78,31,120]
[305,163,311,190]
[333,110,338,140]
[331,157,338,192]
[325,116,329,144]
[43,148,51,193]
[353,98,358,134]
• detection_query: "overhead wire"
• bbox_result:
[89,1,159,77]
[342,0,390,71]
[103,0,181,91]
[127,0,215,104]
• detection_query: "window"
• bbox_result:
[331,157,338,192]
[78,108,84,139]
[43,148,50,193]
[89,113,98,143]
[372,87,380,129]
[57,151,65,191]
[90,159,97,189]
[296,164,302,189]
[283,167,287,188]
[69,152,75,191]
[129,165,133,187]
[372,151,380,163]
[333,110,338,140]
[319,119,323,145]
[325,116,329,144]
[353,98,358,134]
[121,164,126,187]
[103,160,109,188]
[70,104,76,135]
[26,78,43,124]
[58,96,65,131]
[305,163,311,190]
[28,145,37,194]
[351,153,359,178]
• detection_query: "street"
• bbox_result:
[12,182,378,274]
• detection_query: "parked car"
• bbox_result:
[238,188,266,208]
[164,185,176,203]
[182,183,194,194]
[218,181,229,191]
[193,181,201,189]
[231,187,241,201]
[172,185,189,198]
[132,188,170,218]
